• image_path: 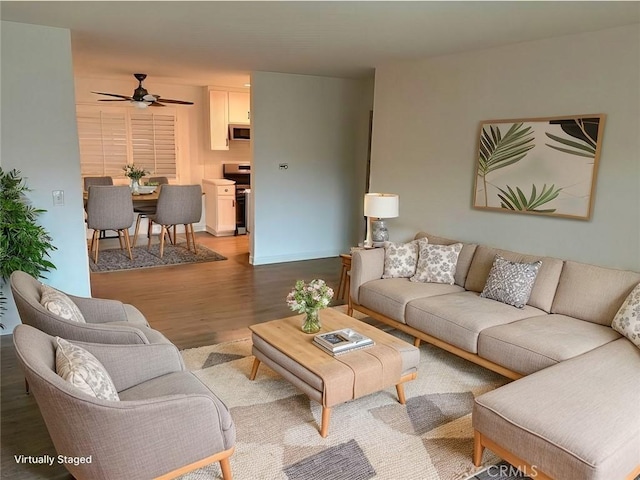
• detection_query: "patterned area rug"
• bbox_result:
[88,244,226,272]
[179,326,510,480]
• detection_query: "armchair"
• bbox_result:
[10,271,170,345]
[13,324,236,480]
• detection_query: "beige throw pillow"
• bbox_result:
[382,240,420,279]
[40,285,86,323]
[55,337,120,401]
[411,240,463,285]
[480,255,542,309]
[612,283,640,349]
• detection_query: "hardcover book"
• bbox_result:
[313,328,374,356]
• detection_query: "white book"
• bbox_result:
[313,328,374,354]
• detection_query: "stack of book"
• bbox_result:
[313,328,374,356]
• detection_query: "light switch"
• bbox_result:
[52,190,64,206]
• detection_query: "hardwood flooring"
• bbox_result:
[1,233,345,479]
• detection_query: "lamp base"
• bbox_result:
[371,219,389,247]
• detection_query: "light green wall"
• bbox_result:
[370,24,640,271]
[250,72,373,264]
[1,21,91,333]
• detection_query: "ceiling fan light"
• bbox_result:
[133,100,150,109]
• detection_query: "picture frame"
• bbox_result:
[472,114,606,220]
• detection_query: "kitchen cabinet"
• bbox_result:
[228,91,250,124]
[203,179,236,236]
[209,90,229,151]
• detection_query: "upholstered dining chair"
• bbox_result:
[83,176,113,191]
[13,324,236,480]
[147,185,202,258]
[132,179,169,246]
[10,270,171,346]
[86,185,134,263]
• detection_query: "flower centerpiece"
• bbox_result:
[286,279,334,334]
[123,164,149,192]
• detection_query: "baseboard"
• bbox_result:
[251,250,340,265]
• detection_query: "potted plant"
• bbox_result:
[123,164,149,192]
[0,168,57,329]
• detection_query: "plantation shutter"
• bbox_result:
[130,113,177,177]
[76,109,128,177]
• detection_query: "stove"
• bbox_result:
[223,164,251,235]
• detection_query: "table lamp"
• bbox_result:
[364,193,399,247]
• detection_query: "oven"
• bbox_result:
[223,163,251,235]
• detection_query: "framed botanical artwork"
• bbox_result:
[473,114,606,220]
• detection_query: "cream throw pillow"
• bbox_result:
[55,338,120,401]
[40,285,86,323]
[411,241,463,285]
[612,283,640,349]
[382,240,420,279]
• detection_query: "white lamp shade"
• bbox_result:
[364,193,399,219]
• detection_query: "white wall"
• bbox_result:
[370,24,640,271]
[250,72,373,264]
[1,21,91,333]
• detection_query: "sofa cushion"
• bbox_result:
[382,240,419,279]
[478,315,621,375]
[480,255,542,309]
[473,339,640,480]
[612,283,640,348]
[40,285,86,323]
[405,291,545,354]
[551,261,640,326]
[358,278,463,323]
[55,337,119,401]
[411,241,462,285]
[464,245,563,313]
[414,232,477,288]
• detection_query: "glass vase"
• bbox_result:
[130,178,140,193]
[302,309,321,334]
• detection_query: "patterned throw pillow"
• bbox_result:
[40,285,86,323]
[480,255,542,309]
[612,283,640,349]
[410,241,463,285]
[55,338,120,401]
[382,240,420,279]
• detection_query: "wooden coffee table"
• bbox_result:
[249,308,419,437]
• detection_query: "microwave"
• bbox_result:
[229,124,250,141]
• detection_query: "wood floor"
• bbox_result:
[1,233,345,479]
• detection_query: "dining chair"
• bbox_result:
[86,185,134,263]
[147,185,202,258]
[83,176,113,191]
[14,324,235,480]
[132,177,169,246]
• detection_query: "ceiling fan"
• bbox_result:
[92,73,194,109]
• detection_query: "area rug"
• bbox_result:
[178,329,510,480]
[88,244,226,272]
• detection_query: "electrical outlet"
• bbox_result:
[279,163,289,170]
[52,190,64,206]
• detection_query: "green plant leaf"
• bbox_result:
[496,183,562,213]
[477,123,535,177]
[545,131,596,158]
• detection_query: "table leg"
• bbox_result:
[320,406,331,438]
[249,358,261,380]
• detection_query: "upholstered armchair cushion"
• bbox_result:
[10,271,171,345]
[14,325,236,480]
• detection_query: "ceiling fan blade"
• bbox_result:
[92,91,132,100]
[149,101,166,107]
[154,97,194,105]
[98,99,130,102]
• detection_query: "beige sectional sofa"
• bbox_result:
[348,231,640,480]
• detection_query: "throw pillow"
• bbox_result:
[410,241,463,285]
[611,283,640,349]
[480,255,542,309]
[55,337,120,401]
[40,285,86,323]
[382,240,420,279]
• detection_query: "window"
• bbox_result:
[76,105,177,179]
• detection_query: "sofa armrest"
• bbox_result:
[69,295,130,324]
[350,248,385,305]
[72,341,185,390]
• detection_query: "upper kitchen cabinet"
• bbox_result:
[228,92,250,125]
[209,89,229,150]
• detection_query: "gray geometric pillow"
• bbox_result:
[382,240,420,279]
[411,241,463,285]
[40,285,86,323]
[480,255,542,309]
[55,337,120,401]
[612,283,640,349]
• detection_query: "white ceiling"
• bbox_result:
[2,1,639,87]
